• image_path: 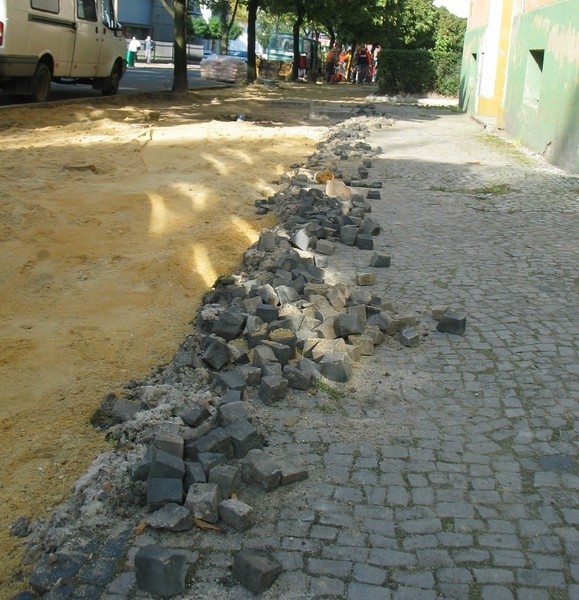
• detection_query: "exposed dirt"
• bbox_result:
[0,82,376,597]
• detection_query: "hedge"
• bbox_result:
[376,48,462,96]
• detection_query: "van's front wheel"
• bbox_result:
[101,63,122,96]
[31,62,52,103]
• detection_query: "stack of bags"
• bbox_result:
[200,55,246,84]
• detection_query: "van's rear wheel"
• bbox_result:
[101,63,122,96]
[31,62,51,103]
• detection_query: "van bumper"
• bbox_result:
[0,55,38,78]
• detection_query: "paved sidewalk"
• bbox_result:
[19,104,578,600]
[222,106,578,599]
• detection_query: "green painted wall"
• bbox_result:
[503,2,578,172]
[459,26,485,114]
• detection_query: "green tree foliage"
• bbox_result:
[434,6,466,54]
[432,7,466,95]
[256,9,294,50]
[200,0,245,53]
[375,3,466,96]
[188,15,242,42]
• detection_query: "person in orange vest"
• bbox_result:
[324,43,339,83]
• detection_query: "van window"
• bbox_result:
[77,0,97,21]
[101,0,116,29]
[31,0,60,13]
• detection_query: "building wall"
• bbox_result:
[117,1,202,43]
[460,0,579,172]
[503,2,578,172]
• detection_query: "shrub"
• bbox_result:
[376,49,435,94]
[376,48,461,96]
[433,49,462,96]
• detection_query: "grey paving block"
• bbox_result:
[146,477,183,506]
[437,311,467,335]
[184,461,207,487]
[232,550,282,594]
[226,420,263,457]
[213,369,247,395]
[146,503,194,531]
[149,448,185,480]
[259,375,288,405]
[191,427,234,459]
[134,545,186,597]
[356,272,376,286]
[197,452,227,476]
[400,327,420,348]
[212,309,246,341]
[370,252,391,267]
[319,352,353,382]
[242,449,282,491]
[179,404,211,428]
[219,498,256,531]
[218,400,250,426]
[184,483,222,523]
[208,464,241,498]
[283,364,313,390]
[201,336,233,370]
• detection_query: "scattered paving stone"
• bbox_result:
[233,550,283,594]
[431,304,449,320]
[400,327,420,348]
[280,460,309,485]
[146,503,194,531]
[180,404,211,427]
[319,351,353,382]
[259,375,288,405]
[134,545,187,597]
[241,449,282,491]
[184,483,222,523]
[208,464,241,498]
[226,420,263,457]
[436,311,467,335]
[219,499,256,531]
[356,272,376,286]
[370,252,391,267]
[146,477,184,507]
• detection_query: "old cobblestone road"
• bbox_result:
[231,105,578,600]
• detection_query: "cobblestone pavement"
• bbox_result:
[18,104,578,600]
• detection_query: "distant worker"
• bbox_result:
[324,42,339,83]
[127,36,141,67]
[355,45,372,84]
[144,36,155,64]
[371,44,381,82]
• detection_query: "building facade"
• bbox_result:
[117,0,202,43]
[460,0,578,172]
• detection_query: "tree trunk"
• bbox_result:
[219,0,229,55]
[172,0,188,93]
[291,6,305,82]
[247,0,260,84]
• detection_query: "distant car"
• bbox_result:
[228,50,248,60]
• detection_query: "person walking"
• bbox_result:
[126,36,140,67]
[355,45,371,84]
[324,43,339,83]
[144,36,155,65]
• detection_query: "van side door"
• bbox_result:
[95,0,124,77]
[70,0,101,77]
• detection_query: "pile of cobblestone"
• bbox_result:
[16,112,466,599]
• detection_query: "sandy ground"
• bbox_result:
[0,82,375,596]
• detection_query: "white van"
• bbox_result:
[0,0,126,102]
